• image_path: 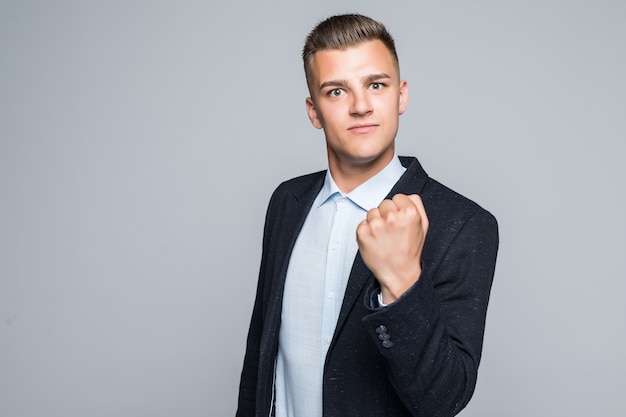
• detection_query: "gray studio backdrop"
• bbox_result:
[1,1,625,416]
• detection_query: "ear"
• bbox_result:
[306,97,323,129]
[398,80,409,115]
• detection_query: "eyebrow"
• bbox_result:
[318,73,392,92]
[363,73,392,84]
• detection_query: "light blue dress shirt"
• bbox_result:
[274,156,406,417]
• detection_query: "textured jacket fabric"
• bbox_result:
[236,157,499,417]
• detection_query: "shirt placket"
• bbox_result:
[320,195,349,362]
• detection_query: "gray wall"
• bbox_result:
[1,1,625,416]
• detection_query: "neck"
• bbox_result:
[328,151,395,194]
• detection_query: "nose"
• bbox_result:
[349,90,373,117]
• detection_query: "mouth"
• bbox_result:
[348,123,378,134]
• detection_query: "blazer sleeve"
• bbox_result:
[362,207,499,416]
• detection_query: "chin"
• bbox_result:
[348,152,389,166]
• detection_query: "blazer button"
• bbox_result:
[382,340,394,348]
[375,325,387,334]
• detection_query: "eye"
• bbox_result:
[328,88,344,97]
[370,82,383,90]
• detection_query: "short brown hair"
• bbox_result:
[302,14,399,93]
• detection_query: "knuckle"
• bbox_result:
[404,205,418,220]
[385,212,397,225]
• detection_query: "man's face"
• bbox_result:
[306,39,408,173]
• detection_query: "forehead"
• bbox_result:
[310,40,399,84]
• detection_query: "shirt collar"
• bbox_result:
[317,156,406,211]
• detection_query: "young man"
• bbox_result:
[237,14,498,417]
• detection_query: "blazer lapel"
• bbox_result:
[332,157,429,339]
[262,172,326,339]
[332,252,373,338]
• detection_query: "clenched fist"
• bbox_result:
[356,194,429,304]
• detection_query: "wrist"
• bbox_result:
[378,267,421,303]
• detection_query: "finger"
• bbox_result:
[391,194,424,225]
[391,194,418,212]
[366,207,381,221]
[356,219,369,242]
[377,198,398,216]
[407,194,429,231]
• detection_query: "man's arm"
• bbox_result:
[359,196,498,416]
[236,192,279,417]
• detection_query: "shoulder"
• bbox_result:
[397,156,497,229]
[262,170,326,220]
[423,177,498,244]
[402,161,499,271]
[274,170,326,194]
[269,170,326,201]
[425,177,495,221]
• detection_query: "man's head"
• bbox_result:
[303,14,400,94]
[302,14,408,188]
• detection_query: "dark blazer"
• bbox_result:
[237,157,499,417]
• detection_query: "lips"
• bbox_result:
[348,123,378,134]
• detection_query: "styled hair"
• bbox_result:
[302,14,399,93]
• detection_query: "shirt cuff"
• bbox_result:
[377,291,389,307]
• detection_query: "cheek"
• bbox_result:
[319,109,340,129]
[383,95,400,112]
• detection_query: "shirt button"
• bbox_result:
[325,337,332,344]
[330,242,338,250]
[327,292,334,299]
